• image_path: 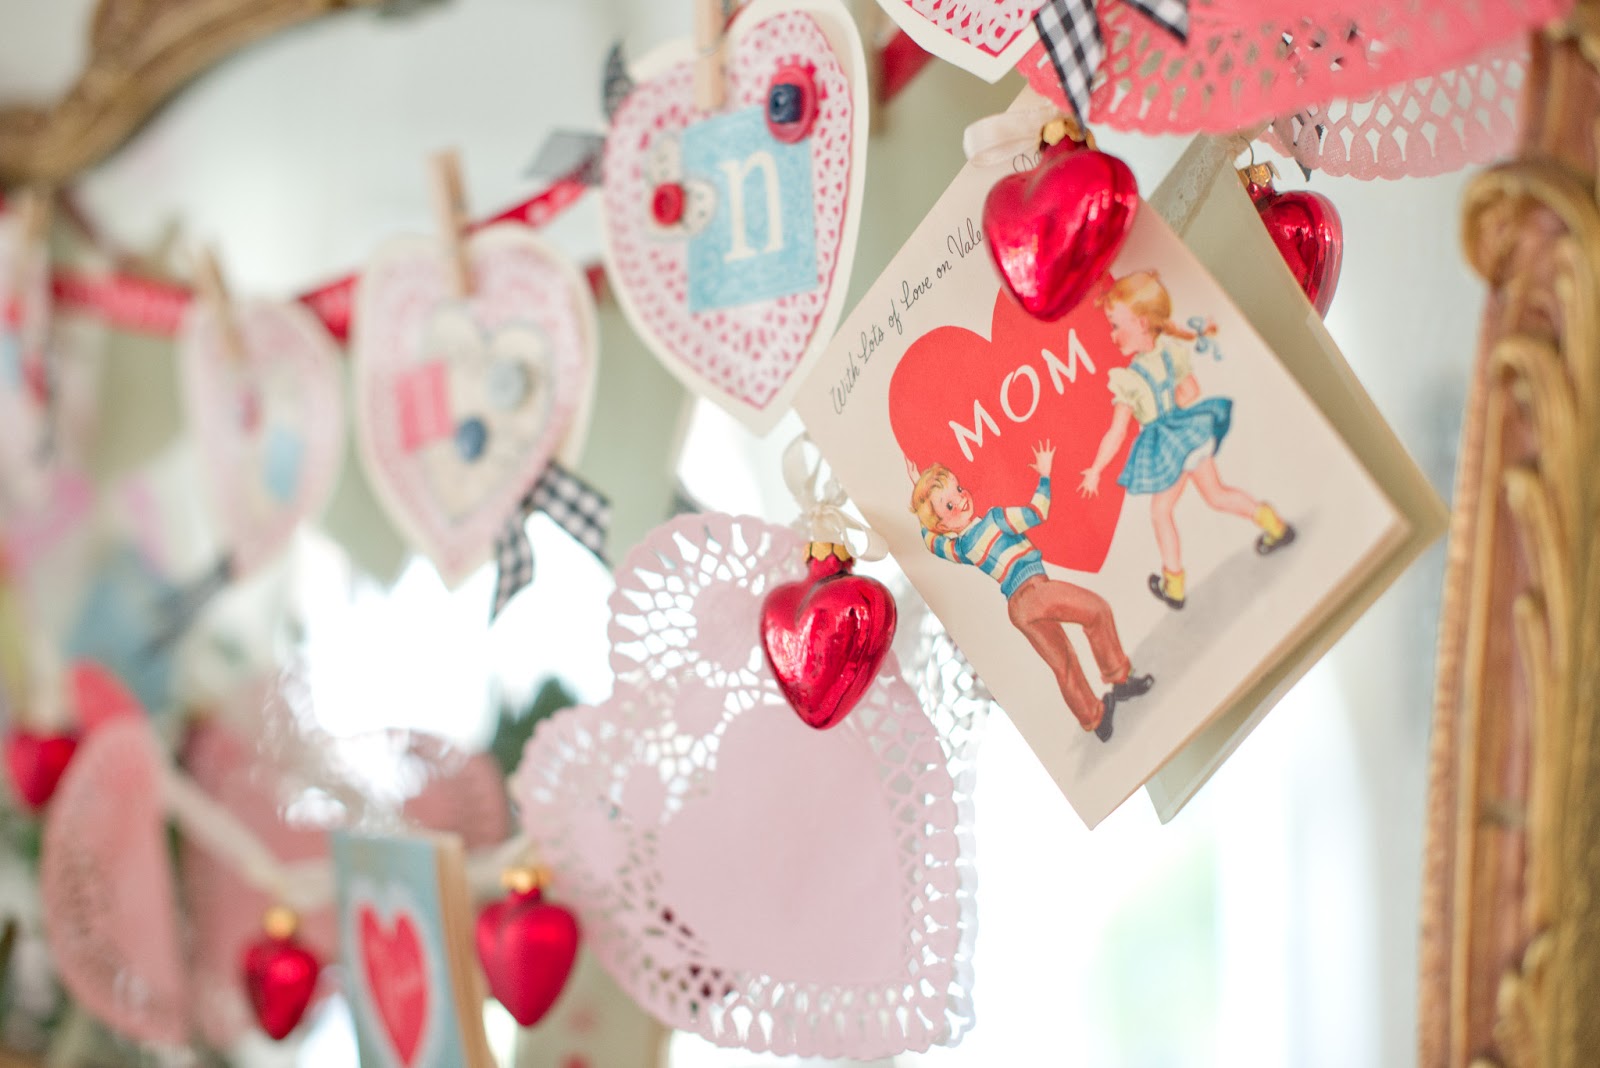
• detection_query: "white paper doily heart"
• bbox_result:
[353,225,596,586]
[512,514,974,1058]
[601,0,868,433]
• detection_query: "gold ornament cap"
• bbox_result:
[263,905,299,940]
[1237,161,1278,187]
[501,866,550,895]
[1040,115,1096,151]
[804,541,853,563]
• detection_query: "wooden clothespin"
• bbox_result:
[192,245,248,364]
[15,187,51,255]
[430,149,472,298]
[694,0,728,112]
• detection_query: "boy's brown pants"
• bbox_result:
[1006,575,1132,729]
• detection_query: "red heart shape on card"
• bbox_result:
[243,935,320,1040]
[1250,184,1343,317]
[890,286,1132,574]
[760,554,898,730]
[360,908,429,1065]
[475,889,580,1027]
[5,729,77,810]
[983,146,1139,322]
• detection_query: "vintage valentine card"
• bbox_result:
[795,109,1434,827]
[600,0,869,433]
[331,831,493,1068]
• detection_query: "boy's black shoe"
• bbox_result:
[1095,694,1116,743]
[1112,673,1154,702]
[1148,573,1185,609]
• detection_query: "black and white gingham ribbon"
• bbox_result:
[1034,0,1189,123]
[490,462,611,622]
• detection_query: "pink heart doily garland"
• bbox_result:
[513,514,975,1058]
[1019,0,1566,135]
[1261,41,1526,180]
[179,297,345,577]
[40,717,188,1047]
[601,0,869,432]
[353,225,597,586]
[874,0,1040,81]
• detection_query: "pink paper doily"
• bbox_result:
[1260,40,1526,179]
[41,718,187,1047]
[1018,0,1565,134]
[513,514,975,1058]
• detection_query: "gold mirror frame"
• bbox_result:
[4,2,1598,1064]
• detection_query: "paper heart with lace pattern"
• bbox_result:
[179,298,344,576]
[874,0,1040,81]
[512,513,974,1058]
[601,0,868,432]
[353,225,596,585]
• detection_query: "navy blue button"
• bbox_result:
[768,83,803,125]
[455,417,488,462]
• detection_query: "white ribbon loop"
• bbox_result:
[781,434,888,562]
[962,104,1062,169]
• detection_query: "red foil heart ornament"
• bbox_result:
[1243,166,1344,317]
[243,908,321,1041]
[760,545,898,730]
[983,142,1140,322]
[475,869,580,1027]
[5,729,78,810]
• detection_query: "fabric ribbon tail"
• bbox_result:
[142,554,233,657]
[489,462,612,624]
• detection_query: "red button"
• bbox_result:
[652,182,686,226]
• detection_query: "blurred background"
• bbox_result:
[0,0,1484,1065]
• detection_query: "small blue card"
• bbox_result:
[331,831,492,1068]
[684,106,818,312]
[262,425,305,503]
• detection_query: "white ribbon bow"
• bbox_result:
[961,96,1064,169]
[782,434,887,561]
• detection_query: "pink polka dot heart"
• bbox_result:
[352,226,597,587]
[873,0,1040,82]
[601,0,868,434]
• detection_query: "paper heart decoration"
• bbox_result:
[874,0,1039,81]
[760,551,897,729]
[353,225,596,585]
[0,212,53,516]
[475,885,580,1026]
[41,717,188,1045]
[359,904,431,1065]
[601,0,868,432]
[513,513,974,1058]
[984,144,1140,322]
[890,284,1131,573]
[1247,180,1344,318]
[179,298,345,576]
[4,729,77,809]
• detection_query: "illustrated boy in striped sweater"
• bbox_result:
[909,442,1154,742]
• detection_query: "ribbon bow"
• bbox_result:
[781,435,887,561]
[1034,0,1190,124]
[1189,316,1223,362]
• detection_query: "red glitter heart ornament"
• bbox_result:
[243,926,321,1041]
[475,875,580,1028]
[1245,172,1344,317]
[760,548,898,730]
[983,143,1139,322]
[5,729,78,810]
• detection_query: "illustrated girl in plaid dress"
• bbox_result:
[908,443,1154,743]
[1079,270,1295,610]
